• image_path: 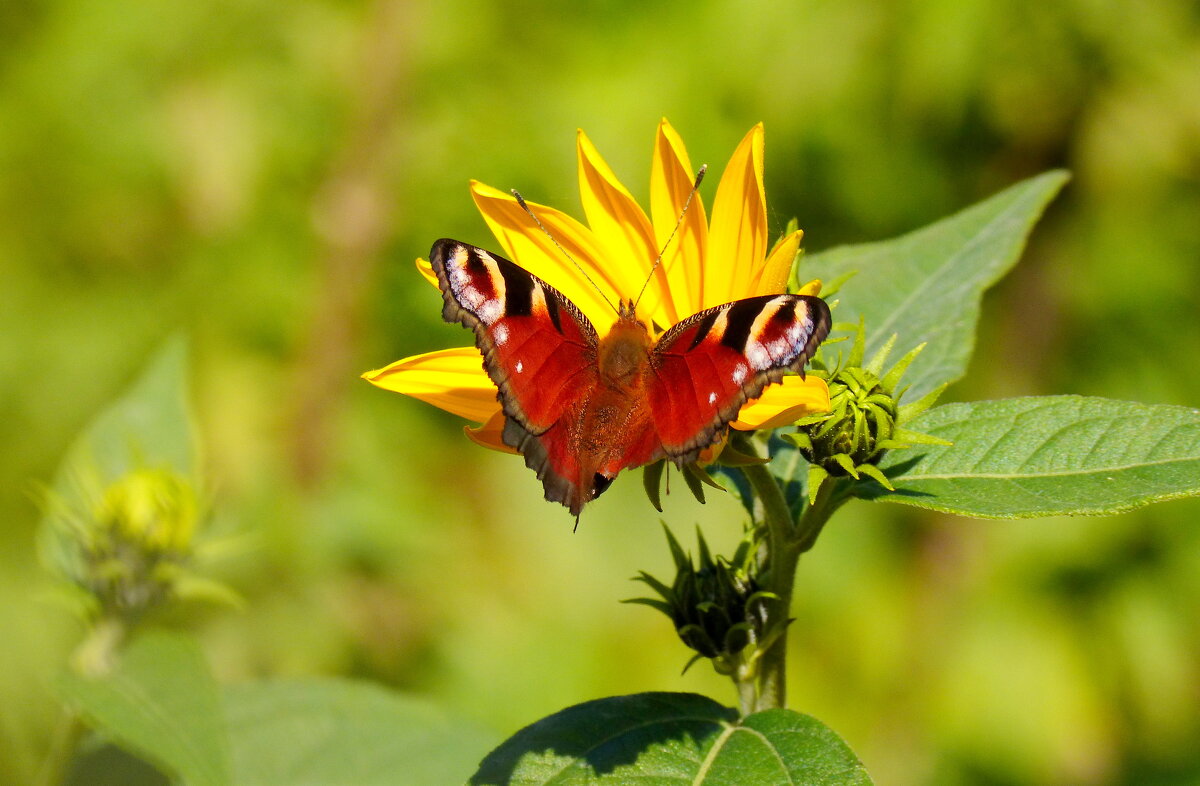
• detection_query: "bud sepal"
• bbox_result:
[626,525,787,683]
[788,321,950,503]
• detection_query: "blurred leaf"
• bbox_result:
[805,171,1069,400]
[57,632,229,786]
[63,743,169,786]
[54,336,193,483]
[224,678,498,786]
[470,692,871,785]
[863,396,1200,517]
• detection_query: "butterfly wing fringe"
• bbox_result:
[502,418,588,517]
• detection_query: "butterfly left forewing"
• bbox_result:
[648,294,831,460]
[431,239,599,431]
[430,238,602,514]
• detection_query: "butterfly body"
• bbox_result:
[431,238,830,517]
[500,303,664,514]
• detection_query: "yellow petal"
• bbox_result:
[470,180,621,328]
[754,230,802,296]
[707,123,767,307]
[795,278,823,297]
[730,375,830,430]
[361,347,500,423]
[576,130,667,324]
[416,257,437,289]
[650,118,708,320]
[696,433,728,465]
[464,410,519,454]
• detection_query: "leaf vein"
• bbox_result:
[901,452,1197,481]
[692,724,737,784]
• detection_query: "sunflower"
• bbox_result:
[364,120,829,452]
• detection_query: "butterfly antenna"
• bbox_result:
[511,190,617,314]
[633,165,707,309]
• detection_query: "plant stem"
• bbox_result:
[37,615,128,786]
[72,614,126,677]
[753,539,799,711]
[739,450,800,712]
[736,453,848,712]
[736,674,758,717]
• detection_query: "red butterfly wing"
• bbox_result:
[432,239,831,516]
[430,239,601,513]
[648,294,831,461]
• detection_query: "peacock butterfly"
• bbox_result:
[430,238,832,518]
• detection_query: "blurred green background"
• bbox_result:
[3,0,1199,783]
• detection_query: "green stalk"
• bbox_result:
[736,674,758,718]
[736,437,800,712]
[71,614,126,677]
[37,615,128,786]
[733,438,848,711]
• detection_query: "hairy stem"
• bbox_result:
[734,446,848,712]
[738,442,801,712]
[736,675,758,718]
[752,540,800,711]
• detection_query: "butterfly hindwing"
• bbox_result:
[430,238,601,512]
[649,294,831,460]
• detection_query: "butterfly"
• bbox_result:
[431,238,831,518]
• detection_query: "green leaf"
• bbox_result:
[701,709,872,785]
[472,693,732,784]
[714,443,771,466]
[805,171,1068,400]
[714,435,811,521]
[470,693,871,785]
[57,632,230,786]
[224,678,498,786]
[56,336,193,483]
[709,463,755,518]
[856,463,894,491]
[865,396,1200,517]
[687,462,726,491]
[63,744,170,786]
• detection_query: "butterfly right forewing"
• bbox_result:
[648,293,831,461]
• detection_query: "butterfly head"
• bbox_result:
[598,302,652,390]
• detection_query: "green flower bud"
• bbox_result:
[788,323,949,498]
[627,526,781,678]
[798,365,897,474]
[75,468,198,618]
[96,468,197,554]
